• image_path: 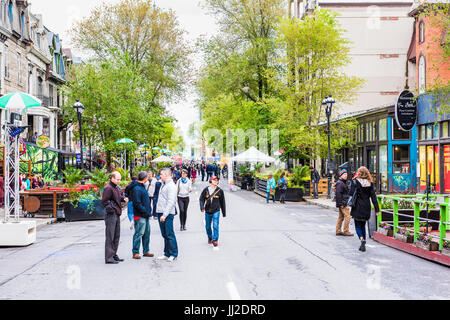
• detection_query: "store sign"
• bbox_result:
[76,154,81,164]
[36,135,50,149]
[395,90,417,131]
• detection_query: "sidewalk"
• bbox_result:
[0,207,57,230]
[304,197,338,212]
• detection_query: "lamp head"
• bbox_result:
[73,99,85,114]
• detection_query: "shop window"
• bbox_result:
[433,124,439,139]
[420,125,426,140]
[442,122,449,138]
[379,118,387,141]
[379,145,388,192]
[426,124,433,140]
[392,120,410,140]
[393,145,410,173]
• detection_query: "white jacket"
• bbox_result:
[156,179,178,218]
[176,178,192,198]
[144,177,157,197]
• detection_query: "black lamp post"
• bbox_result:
[322,95,335,199]
[73,99,85,170]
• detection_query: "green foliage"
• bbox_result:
[291,166,310,186]
[62,167,84,188]
[254,163,263,173]
[88,168,109,190]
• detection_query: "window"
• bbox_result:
[393,145,410,173]
[433,124,439,139]
[20,11,24,37]
[419,21,425,44]
[442,121,449,138]
[418,55,426,94]
[49,84,53,106]
[4,45,8,78]
[393,119,410,140]
[36,32,40,49]
[379,145,388,192]
[379,118,387,141]
[17,53,21,84]
[420,125,426,140]
[8,1,12,26]
[366,121,376,142]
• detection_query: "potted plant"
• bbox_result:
[377,222,393,237]
[394,227,414,243]
[415,233,439,251]
[442,240,450,257]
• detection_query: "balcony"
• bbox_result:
[36,95,50,107]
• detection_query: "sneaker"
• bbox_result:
[208,238,212,244]
[167,256,176,262]
[360,240,366,252]
[157,255,168,260]
[213,241,218,247]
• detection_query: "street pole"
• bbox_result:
[327,111,331,199]
[78,111,83,171]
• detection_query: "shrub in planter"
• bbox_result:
[442,240,450,257]
[394,227,414,243]
[415,234,439,251]
[62,189,106,222]
[377,222,393,237]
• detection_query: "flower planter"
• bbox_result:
[377,227,393,237]
[394,233,414,243]
[441,247,450,257]
[253,178,304,202]
[63,200,106,222]
[415,240,439,251]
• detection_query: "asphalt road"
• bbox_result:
[0,180,449,300]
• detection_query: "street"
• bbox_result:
[0,180,449,300]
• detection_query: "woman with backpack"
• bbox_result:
[349,166,380,252]
[176,169,192,231]
[277,172,288,204]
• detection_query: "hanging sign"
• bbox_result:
[36,135,50,149]
[395,90,417,131]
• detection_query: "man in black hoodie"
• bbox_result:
[199,176,226,247]
[131,172,154,259]
[335,169,354,237]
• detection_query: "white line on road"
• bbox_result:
[226,278,241,300]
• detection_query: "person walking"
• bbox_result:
[199,176,226,247]
[266,174,276,203]
[310,167,320,199]
[191,166,197,184]
[335,169,354,237]
[155,168,178,262]
[201,162,206,182]
[144,171,156,208]
[350,166,380,252]
[130,172,154,259]
[278,172,288,204]
[206,163,212,181]
[102,172,128,264]
[176,169,192,231]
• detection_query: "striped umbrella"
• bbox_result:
[0,92,41,109]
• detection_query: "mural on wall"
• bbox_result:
[20,144,59,180]
[391,175,412,192]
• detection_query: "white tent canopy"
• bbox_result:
[151,155,174,163]
[230,146,276,163]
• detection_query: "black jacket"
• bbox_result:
[335,178,350,208]
[102,181,125,215]
[350,179,380,221]
[130,181,152,218]
[199,186,226,217]
[311,170,320,183]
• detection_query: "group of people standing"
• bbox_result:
[265,172,289,204]
[101,165,227,264]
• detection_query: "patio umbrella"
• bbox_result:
[138,144,150,149]
[152,155,175,163]
[0,92,41,109]
[115,138,134,144]
[152,147,160,150]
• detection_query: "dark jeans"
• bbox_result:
[178,196,190,227]
[201,171,205,181]
[207,171,212,180]
[280,189,287,202]
[266,191,275,203]
[156,213,178,258]
[132,217,150,254]
[355,220,367,240]
[105,213,121,262]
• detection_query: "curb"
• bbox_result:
[35,218,58,230]
[304,199,339,212]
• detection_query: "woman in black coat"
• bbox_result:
[349,166,380,252]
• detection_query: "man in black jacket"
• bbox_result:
[102,172,128,264]
[310,167,320,199]
[131,172,154,259]
[199,176,226,247]
[335,169,354,236]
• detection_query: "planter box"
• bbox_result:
[254,178,304,202]
[394,233,414,243]
[442,247,450,257]
[63,199,106,222]
[377,227,393,237]
[415,240,439,251]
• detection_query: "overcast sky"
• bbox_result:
[29,0,219,150]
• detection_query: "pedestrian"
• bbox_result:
[191,166,197,184]
[130,172,154,259]
[125,176,138,229]
[101,171,129,264]
[350,166,380,252]
[31,132,37,144]
[144,171,157,208]
[155,168,178,262]
[23,174,31,190]
[206,163,213,181]
[266,174,276,203]
[152,174,162,220]
[310,167,320,199]
[277,172,288,204]
[199,176,226,247]
[201,162,206,181]
[176,169,192,231]
[335,169,354,237]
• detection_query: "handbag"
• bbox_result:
[347,182,358,207]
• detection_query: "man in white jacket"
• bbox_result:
[155,168,178,261]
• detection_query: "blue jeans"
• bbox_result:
[156,213,178,258]
[132,217,150,254]
[205,211,220,241]
[266,191,275,203]
[355,220,367,240]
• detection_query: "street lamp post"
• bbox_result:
[322,95,335,199]
[73,99,85,170]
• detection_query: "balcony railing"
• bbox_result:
[36,95,50,107]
